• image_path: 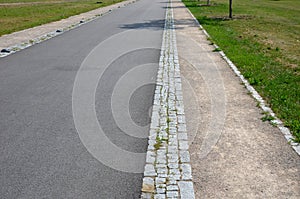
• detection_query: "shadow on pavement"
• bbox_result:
[120,19,196,30]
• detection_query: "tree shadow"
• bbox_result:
[198,16,228,25]
[198,15,253,25]
[119,19,166,30]
[120,18,201,30]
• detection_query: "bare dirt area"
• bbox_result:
[173,1,300,198]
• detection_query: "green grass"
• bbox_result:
[182,0,300,143]
[154,136,163,150]
[0,0,123,36]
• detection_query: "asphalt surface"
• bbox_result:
[0,0,166,198]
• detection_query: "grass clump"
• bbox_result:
[182,0,300,142]
[154,136,163,150]
[212,47,221,52]
[261,112,275,122]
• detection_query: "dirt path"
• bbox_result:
[173,1,300,198]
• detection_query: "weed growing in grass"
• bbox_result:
[285,120,300,143]
[256,101,261,108]
[261,114,275,122]
[212,47,221,52]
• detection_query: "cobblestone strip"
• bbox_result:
[141,1,195,198]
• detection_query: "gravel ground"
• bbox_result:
[173,1,300,198]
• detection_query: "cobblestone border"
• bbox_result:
[184,5,300,156]
[0,0,137,58]
[141,1,195,198]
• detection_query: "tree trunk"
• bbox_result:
[229,0,233,18]
[207,0,210,5]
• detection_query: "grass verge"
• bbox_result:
[0,0,123,36]
[182,0,300,143]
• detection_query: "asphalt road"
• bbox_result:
[0,0,166,198]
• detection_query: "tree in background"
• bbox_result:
[229,0,233,18]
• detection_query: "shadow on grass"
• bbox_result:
[198,16,225,25]
[197,15,253,26]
